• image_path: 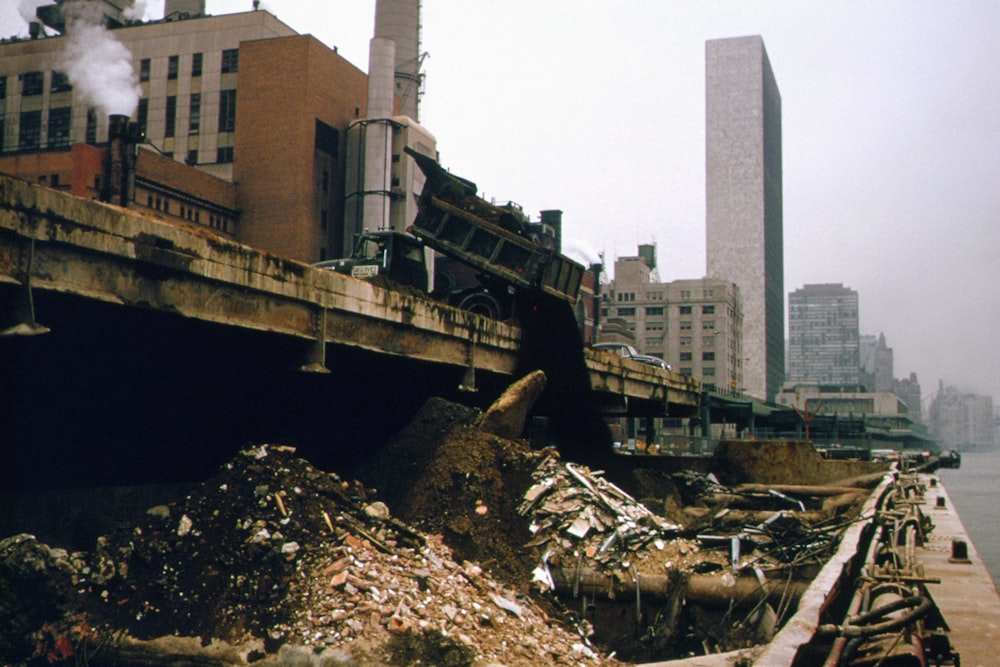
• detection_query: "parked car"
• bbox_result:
[592,343,672,371]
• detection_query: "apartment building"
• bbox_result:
[602,247,743,392]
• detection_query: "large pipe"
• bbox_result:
[361,37,396,232]
[550,567,808,609]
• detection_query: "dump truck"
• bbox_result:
[317,148,586,320]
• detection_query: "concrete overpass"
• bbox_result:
[0,174,699,484]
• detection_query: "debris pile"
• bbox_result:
[0,386,883,666]
[0,443,619,666]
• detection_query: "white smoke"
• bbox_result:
[123,0,149,21]
[562,235,603,268]
[58,0,142,118]
[17,0,50,25]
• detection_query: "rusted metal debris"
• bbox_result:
[518,456,681,575]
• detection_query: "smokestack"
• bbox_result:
[361,37,396,232]
[105,114,138,207]
[541,209,564,254]
[374,0,422,122]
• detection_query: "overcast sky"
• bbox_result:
[4,1,999,409]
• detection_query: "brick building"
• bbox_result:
[0,4,373,262]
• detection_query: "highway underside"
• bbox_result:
[1,289,495,490]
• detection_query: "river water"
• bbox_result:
[937,450,1000,590]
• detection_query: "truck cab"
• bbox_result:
[315,229,429,291]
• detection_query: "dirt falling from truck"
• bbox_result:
[513,288,614,467]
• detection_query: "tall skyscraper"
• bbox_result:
[787,283,860,386]
[705,35,784,402]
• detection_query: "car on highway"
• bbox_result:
[592,342,672,370]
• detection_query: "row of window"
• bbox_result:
[606,304,717,316]
[146,193,234,234]
[3,49,238,100]
[5,91,234,158]
[139,49,237,82]
[679,352,716,361]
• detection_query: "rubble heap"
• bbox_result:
[0,443,619,666]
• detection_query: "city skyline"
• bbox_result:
[2,1,998,404]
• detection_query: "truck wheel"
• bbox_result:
[457,291,504,319]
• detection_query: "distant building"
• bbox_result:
[787,283,860,386]
[894,372,923,425]
[602,247,744,392]
[705,35,784,402]
[929,382,995,451]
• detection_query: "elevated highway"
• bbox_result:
[0,174,699,483]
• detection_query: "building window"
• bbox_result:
[703,367,716,377]
[218,89,236,132]
[189,93,201,134]
[186,149,198,165]
[0,76,6,99]
[191,53,203,77]
[137,98,148,134]
[47,107,71,149]
[646,322,664,331]
[617,292,635,302]
[85,108,97,144]
[216,146,234,163]
[168,55,179,80]
[51,71,72,93]
[221,48,239,73]
[321,210,328,229]
[21,71,44,96]
[680,352,692,362]
[702,305,715,314]
[140,58,150,82]
[680,368,692,376]
[315,119,339,156]
[645,306,663,316]
[703,352,715,361]
[18,110,41,150]
[617,307,635,317]
[679,305,692,315]
[680,321,692,331]
[703,321,715,330]
[680,337,692,347]
[165,96,176,137]
[703,289,714,298]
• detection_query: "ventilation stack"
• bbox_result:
[374,0,422,122]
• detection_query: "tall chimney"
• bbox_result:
[361,37,396,232]
[374,0,421,122]
[105,114,136,207]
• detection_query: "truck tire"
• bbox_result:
[456,291,505,319]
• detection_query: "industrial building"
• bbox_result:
[0,0,434,263]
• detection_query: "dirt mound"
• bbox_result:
[357,397,544,587]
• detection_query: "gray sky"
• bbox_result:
[4,1,999,409]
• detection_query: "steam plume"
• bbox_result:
[58,0,142,118]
